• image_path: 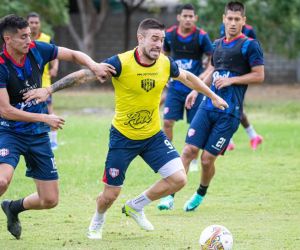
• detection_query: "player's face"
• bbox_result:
[28,17,41,35]
[177,9,197,30]
[139,29,165,60]
[223,10,246,37]
[5,27,31,55]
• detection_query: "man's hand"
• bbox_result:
[211,95,229,110]
[185,90,199,109]
[92,63,116,83]
[214,77,233,89]
[44,114,65,130]
[23,88,50,103]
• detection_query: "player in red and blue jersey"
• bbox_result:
[0,14,114,240]
[157,4,213,210]
[220,21,263,151]
[181,1,264,211]
[163,4,213,141]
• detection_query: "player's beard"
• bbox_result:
[143,47,160,61]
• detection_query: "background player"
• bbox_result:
[220,21,263,150]
[181,1,264,212]
[157,3,213,210]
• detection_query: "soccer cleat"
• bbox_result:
[250,135,263,150]
[1,200,22,239]
[122,204,154,231]
[183,193,204,212]
[157,195,174,210]
[87,218,104,240]
[51,142,58,150]
[226,142,235,151]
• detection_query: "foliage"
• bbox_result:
[0,0,69,37]
[181,0,300,58]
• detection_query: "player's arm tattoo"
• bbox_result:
[50,69,96,93]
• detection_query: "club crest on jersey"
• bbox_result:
[188,128,196,137]
[141,79,155,92]
[0,148,9,157]
[109,168,119,178]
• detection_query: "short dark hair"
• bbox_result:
[225,1,245,16]
[137,18,165,34]
[178,3,195,14]
[27,12,40,20]
[0,14,28,42]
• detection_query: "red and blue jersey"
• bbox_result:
[164,25,213,93]
[219,23,257,39]
[0,41,58,134]
[200,35,264,118]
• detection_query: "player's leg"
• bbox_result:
[186,94,203,172]
[183,112,240,211]
[124,131,185,228]
[241,112,263,150]
[88,126,136,239]
[88,185,122,239]
[0,131,25,239]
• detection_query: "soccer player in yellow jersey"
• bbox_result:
[27,12,59,150]
[24,18,228,240]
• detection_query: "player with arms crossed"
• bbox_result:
[24,18,228,239]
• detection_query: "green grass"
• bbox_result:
[0,90,299,250]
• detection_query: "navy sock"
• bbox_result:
[9,198,26,215]
[197,184,208,197]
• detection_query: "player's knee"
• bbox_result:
[171,170,187,191]
[41,196,59,209]
[0,178,9,196]
[201,155,213,170]
[182,144,198,161]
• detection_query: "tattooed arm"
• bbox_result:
[23,68,104,103]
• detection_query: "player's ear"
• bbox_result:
[222,14,226,24]
[176,14,181,22]
[137,33,144,44]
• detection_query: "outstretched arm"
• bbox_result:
[174,69,228,110]
[23,68,102,103]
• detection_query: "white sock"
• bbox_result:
[127,192,151,212]
[229,138,234,144]
[245,125,257,139]
[92,211,105,222]
[50,131,58,144]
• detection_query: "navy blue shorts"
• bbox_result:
[163,87,203,124]
[185,109,240,156]
[102,126,180,186]
[0,130,58,180]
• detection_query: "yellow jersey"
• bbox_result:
[111,49,173,140]
[36,32,52,88]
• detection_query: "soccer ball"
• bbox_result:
[199,225,233,250]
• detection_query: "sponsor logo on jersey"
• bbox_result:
[124,110,153,129]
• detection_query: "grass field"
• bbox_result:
[0,86,300,250]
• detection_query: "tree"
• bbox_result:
[120,0,146,50]
[0,0,69,37]
[67,0,109,57]
[181,0,300,58]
